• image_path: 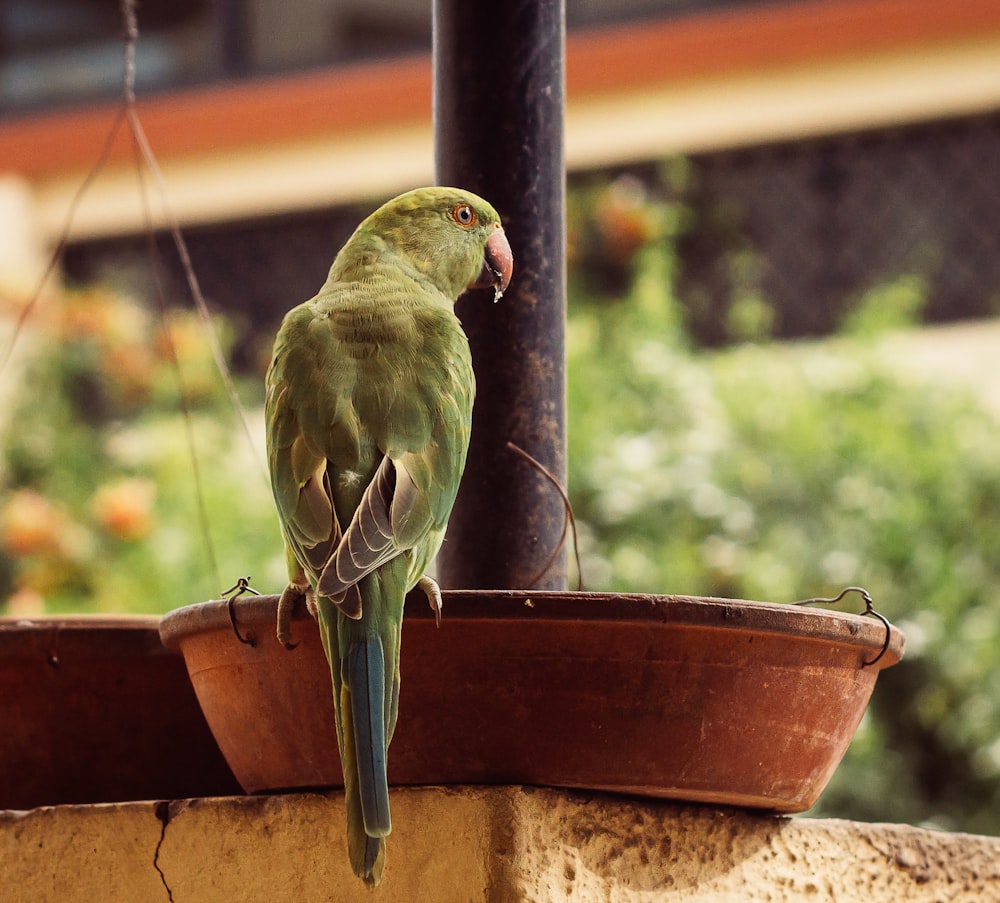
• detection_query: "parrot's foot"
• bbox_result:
[416,575,443,627]
[276,583,313,650]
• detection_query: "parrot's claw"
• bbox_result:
[276,583,311,650]
[416,575,443,628]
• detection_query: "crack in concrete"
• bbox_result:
[153,800,179,902]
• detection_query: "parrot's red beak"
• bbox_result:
[476,226,513,302]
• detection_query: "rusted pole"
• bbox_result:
[433,0,568,590]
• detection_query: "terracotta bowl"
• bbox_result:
[0,616,241,809]
[159,591,904,812]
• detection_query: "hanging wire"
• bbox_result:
[131,139,223,593]
[2,0,270,604]
[506,441,583,590]
[119,0,268,486]
[119,0,271,597]
[0,106,129,377]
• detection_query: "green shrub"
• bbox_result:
[567,203,1000,832]
[0,286,285,614]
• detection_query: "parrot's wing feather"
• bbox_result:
[266,303,359,608]
[318,457,398,598]
[318,400,474,600]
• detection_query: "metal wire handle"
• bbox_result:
[793,586,892,667]
[221,576,260,647]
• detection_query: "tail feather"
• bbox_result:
[348,828,385,887]
[317,569,404,887]
[340,685,387,885]
[347,637,391,836]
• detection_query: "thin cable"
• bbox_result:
[0,104,128,377]
[131,138,223,594]
[506,441,583,590]
[119,0,269,485]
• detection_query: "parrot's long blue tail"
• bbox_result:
[337,633,393,885]
[318,570,402,886]
[348,637,391,836]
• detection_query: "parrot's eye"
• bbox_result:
[452,204,477,227]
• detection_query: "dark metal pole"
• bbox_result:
[433,0,568,590]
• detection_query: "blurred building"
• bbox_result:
[1,0,999,338]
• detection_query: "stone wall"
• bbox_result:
[3,787,999,901]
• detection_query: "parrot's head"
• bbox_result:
[359,186,513,303]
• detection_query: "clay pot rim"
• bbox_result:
[0,614,167,658]
[160,590,904,669]
[0,614,162,645]
[0,615,161,631]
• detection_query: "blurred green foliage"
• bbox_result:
[568,174,1000,834]
[0,287,285,614]
[2,173,999,834]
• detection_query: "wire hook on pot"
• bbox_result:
[221,576,260,647]
[793,586,892,667]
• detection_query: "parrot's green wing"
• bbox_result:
[264,186,512,886]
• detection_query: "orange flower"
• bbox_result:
[102,344,155,405]
[4,587,45,617]
[594,178,656,266]
[0,489,66,556]
[91,478,157,541]
[58,287,150,345]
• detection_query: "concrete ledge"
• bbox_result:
[2,787,999,901]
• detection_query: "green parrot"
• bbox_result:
[264,186,512,885]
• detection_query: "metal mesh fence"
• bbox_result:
[63,111,1000,353]
[675,111,1000,344]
